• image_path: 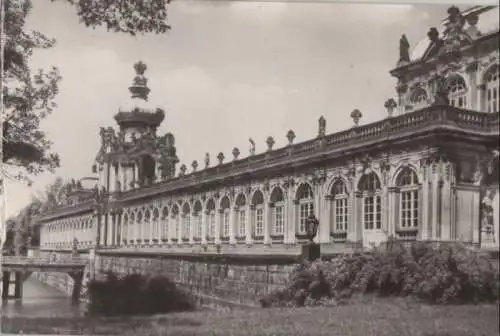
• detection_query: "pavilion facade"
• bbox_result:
[37,6,499,254]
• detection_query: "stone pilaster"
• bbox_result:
[245,204,253,245]
[229,208,236,245]
[215,209,222,245]
[263,201,271,245]
[387,187,397,237]
[201,210,208,245]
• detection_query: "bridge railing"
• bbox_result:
[1,256,88,266]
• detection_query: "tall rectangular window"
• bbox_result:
[255,208,264,236]
[299,203,314,233]
[364,196,381,230]
[401,190,419,228]
[273,206,284,235]
[209,212,215,238]
[239,210,246,236]
[223,211,230,237]
[335,198,348,231]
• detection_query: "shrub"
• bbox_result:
[87,272,195,316]
[260,241,500,307]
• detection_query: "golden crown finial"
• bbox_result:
[134,61,147,75]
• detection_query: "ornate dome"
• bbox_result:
[410,6,499,61]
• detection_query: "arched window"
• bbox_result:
[396,168,420,229]
[193,201,203,240]
[447,75,468,108]
[206,199,216,240]
[129,212,136,243]
[358,172,382,230]
[144,209,151,242]
[152,208,159,241]
[161,207,169,241]
[235,194,247,238]
[252,191,265,238]
[136,211,143,242]
[409,87,428,109]
[270,187,285,236]
[330,180,349,235]
[485,65,499,113]
[220,196,231,239]
[182,203,191,241]
[171,205,179,241]
[296,183,314,234]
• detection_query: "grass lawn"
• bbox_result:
[2,297,499,335]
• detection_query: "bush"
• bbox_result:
[260,241,500,307]
[87,272,195,316]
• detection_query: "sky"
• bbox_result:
[4,0,457,218]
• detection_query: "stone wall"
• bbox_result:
[95,253,297,307]
[32,250,298,308]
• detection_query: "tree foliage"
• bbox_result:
[4,176,78,254]
[2,0,171,185]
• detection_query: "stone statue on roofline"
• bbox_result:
[398,34,410,64]
[249,138,256,156]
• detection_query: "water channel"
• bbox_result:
[1,277,83,318]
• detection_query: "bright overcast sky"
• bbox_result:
[5,0,456,218]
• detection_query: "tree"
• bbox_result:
[1,0,171,185]
[6,176,76,254]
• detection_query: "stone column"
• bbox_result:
[283,194,290,244]
[350,193,363,244]
[387,188,396,237]
[318,194,329,244]
[396,84,408,116]
[215,209,222,245]
[263,200,271,245]
[245,204,253,245]
[381,184,389,236]
[467,61,479,110]
[440,180,452,240]
[324,195,333,239]
[477,84,486,112]
[116,211,122,247]
[190,211,196,244]
[109,163,116,193]
[201,210,208,245]
[290,200,299,243]
[420,163,430,240]
[133,163,139,188]
[229,208,236,245]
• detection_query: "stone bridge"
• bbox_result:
[1,256,87,303]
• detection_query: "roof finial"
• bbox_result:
[129,61,151,101]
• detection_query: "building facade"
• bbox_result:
[37,6,499,254]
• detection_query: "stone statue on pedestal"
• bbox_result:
[302,215,321,261]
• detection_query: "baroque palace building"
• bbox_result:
[37,5,499,254]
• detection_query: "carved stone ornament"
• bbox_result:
[249,138,256,155]
[232,147,240,160]
[204,153,210,168]
[350,109,362,126]
[318,116,326,137]
[217,152,225,165]
[266,136,275,151]
[398,34,411,64]
[179,164,187,176]
[286,130,296,145]
[384,98,397,117]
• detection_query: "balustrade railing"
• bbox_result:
[119,106,497,200]
[1,256,88,266]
